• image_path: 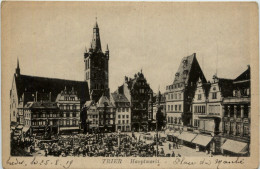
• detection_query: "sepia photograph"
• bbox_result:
[2,2,259,169]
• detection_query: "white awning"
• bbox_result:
[221,139,248,154]
[22,126,30,133]
[192,134,213,147]
[60,127,79,130]
[178,131,197,142]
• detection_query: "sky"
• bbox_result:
[4,2,255,93]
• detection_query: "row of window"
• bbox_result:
[223,122,249,136]
[194,105,206,114]
[117,120,129,124]
[167,93,182,100]
[60,119,79,126]
[32,120,58,126]
[100,120,114,125]
[118,115,129,119]
[88,115,98,118]
[167,104,182,112]
[60,105,77,110]
[85,59,90,70]
[32,113,59,118]
[63,96,76,101]
[166,83,183,90]
[167,117,182,124]
[224,105,249,118]
[24,120,31,126]
[62,112,79,118]
[117,108,129,112]
[233,88,250,97]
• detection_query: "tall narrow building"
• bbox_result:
[84,20,110,102]
[166,53,207,130]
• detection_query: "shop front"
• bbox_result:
[192,134,214,153]
[178,131,197,148]
[221,139,248,156]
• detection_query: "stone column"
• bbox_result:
[248,105,251,119]
[228,106,230,117]
[241,105,244,118]
[234,105,237,118]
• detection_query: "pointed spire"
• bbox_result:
[15,57,20,76]
[106,44,109,51]
[94,17,99,28]
[92,18,102,52]
[17,58,20,69]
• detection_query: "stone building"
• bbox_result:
[150,91,166,131]
[110,92,131,132]
[165,53,207,130]
[83,100,99,133]
[23,101,60,136]
[56,87,81,134]
[97,95,116,132]
[10,60,90,131]
[116,71,153,132]
[221,66,250,156]
[84,20,110,102]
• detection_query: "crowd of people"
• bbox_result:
[11,132,183,157]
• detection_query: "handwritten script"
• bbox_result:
[6,157,73,169]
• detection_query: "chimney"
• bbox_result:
[125,76,128,82]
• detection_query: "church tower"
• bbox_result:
[84,19,110,102]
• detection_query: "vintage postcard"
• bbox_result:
[1,2,259,169]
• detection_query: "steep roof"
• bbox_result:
[173,53,195,84]
[173,53,207,85]
[234,66,250,82]
[97,95,113,108]
[218,78,234,97]
[15,74,90,104]
[111,92,129,103]
[26,101,59,109]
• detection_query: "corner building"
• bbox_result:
[165,53,206,130]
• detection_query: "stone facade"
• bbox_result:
[84,21,110,102]
[56,87,81,134]
[166,53,207,130]
[110,92,131,132]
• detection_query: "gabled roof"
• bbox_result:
[173,53,206,85]
[111,92,129,103]
[15,74,90,104]
[234,66,250,82]
[173,53,195,84]
[216,78,234,97]
[27,101,58,109]
[97,95,113,108]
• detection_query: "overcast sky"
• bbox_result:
[5,2,254,93]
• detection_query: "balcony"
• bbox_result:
[223,97,250,104]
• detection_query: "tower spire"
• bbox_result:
[15,57,20,76]
[91,18,102,52]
